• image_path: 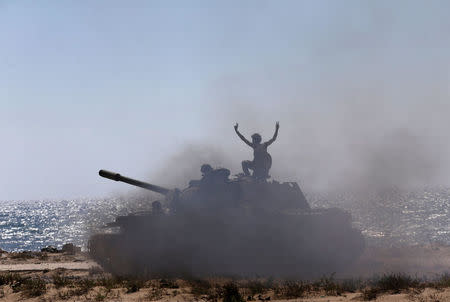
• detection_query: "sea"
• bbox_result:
[1,188,449,251]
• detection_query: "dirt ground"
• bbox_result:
[0,245,449,302]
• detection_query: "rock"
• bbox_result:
[62,243,81,254]
[41,245,59,253]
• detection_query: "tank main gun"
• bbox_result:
[99,169,171,196]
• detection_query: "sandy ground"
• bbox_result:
[0,261,98,271]
[0,245,449,301]
[1,244,449,275]
[0,252,99,271]
[1,283,449,302]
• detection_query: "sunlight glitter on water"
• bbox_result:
[1,187,449,251]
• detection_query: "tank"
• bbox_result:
[89,169,365,278]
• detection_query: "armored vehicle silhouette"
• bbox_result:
[89,168,365,277]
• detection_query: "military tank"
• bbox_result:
[89,168,365,278]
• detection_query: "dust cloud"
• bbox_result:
[145,97,449,198]
[91,2,450,278]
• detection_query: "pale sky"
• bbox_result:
[1,1,450,200]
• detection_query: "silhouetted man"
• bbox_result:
[189,164,230,186]
[234,122,279,179]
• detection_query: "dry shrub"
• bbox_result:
[436,274,450,288]
[223,282,245,302]
[313,273,343,296]
[374,273,419,293]
[407,287,426,301]
[94,290,107,301]
[73,279,95,296]
[361,273,420,300]
[20,278,47,298]
[340,278,364,293]
[52,272,72,289]
[145,287,164,301]
[96,276,122,290]
[0,272,23,286]
[361,287,379,301]
[244,280,270,296]
[125,278,145,293]
[189,279,212,296]
[159,278,179,289]
[275,280,309,299]
[408,291,443,302]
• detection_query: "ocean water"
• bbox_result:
[0,188,449,251]
[309,187,450,247]
[0,197,143,252]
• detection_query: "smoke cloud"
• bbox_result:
[148,92,450,196]
[92,2,450,278]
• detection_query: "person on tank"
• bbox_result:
[189,164,230,186]
[189,164,213,187]
[234,121,279,179]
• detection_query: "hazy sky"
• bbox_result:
[1,1,450,200]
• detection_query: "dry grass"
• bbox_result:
[373,273,419,293]
[0,272,24,286]
[19,278,47,298]
[223,282,245,302]
[52,272,73,289]
[144,287,164,301]
[0,271,449,301]
[189,278,212,296]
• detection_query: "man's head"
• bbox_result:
[251,133,262,144]
[201,164,213,175]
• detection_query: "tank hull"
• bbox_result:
[89,208,364,278]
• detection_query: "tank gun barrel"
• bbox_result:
[99,169,171,196]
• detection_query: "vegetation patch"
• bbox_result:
[339,277,364,293]
[145,287,164,301]
[275,280,309,299]
[52,272,73,289]
[372,273,419,294]
[361,287,379,301]
[0,272,23,286]
[189,279,212,296]
[223,281,245,302]
[159,278,179,289]
[313,273,344,296]
[436,273,450,288]
[20,277,47,298]
[96,276,123,290]
[2,270,450,301]
[125,278,145,293]
[244,280,271,296]
[73,278,96,296]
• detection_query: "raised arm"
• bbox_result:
[234,123,253,147]
[265,121,279,146]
